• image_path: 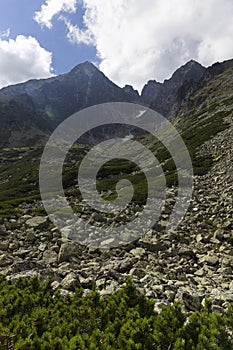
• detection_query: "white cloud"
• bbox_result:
[60,16,93,45]
[36,0,233,91]
[0,35,53,88]
[34,0,77,29]
[0,28,10,39]
[61,0,233,91]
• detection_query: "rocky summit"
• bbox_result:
[0,58,232,314]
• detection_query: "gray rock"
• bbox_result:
[194,268,205,277]
[130,247,146,259]
[214,229,224,242]
[38,243,47,252]
[182,292,201,311]
[99,281,119,296]
[196,233,203,243]
[8,241,19,251]
[58,242,82,263]
[79,276,93,289]
[26,230,36,242]
[115,258,135,273]
[92,213,105,223]
[11,261,44,273]
[6,270,39,283]
[0,254,13,267]
[200,254,219,266]
[0,240,9,251]
[0,225,8,237]
[26,216,49,229]
[61,272,80,291]
[100,238,116,247]
[129,267,146,279]
[43,250,58,265]
[138,240,167,253]
[51,281,60,290]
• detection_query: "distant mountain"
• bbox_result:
[0,62,145,148]
[141,60,206,116]
[1,59,232,147]
[0,92,50,147]
[170,58,233,119]
[0,62,141,147]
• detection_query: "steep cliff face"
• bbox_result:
[0,62,140,147]
[141,60,206,116]
[170,59,233,120]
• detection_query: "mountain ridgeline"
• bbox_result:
[0,59,212,147]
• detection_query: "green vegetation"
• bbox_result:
[181,110,230,175]
[0,106,231,212]
[0,277,232,349]
[0,147,42,214]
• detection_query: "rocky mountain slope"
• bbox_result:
[141,60,206,116]
[0,59,232,313]
[0,60,205,147]
[0,62,139,147]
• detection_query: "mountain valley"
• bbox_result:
[0,58,232,347]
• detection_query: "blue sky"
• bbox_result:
[0,0,97,77]
[0,0,233,91]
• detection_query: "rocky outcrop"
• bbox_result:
[141,60,206,116]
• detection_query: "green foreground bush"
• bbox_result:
[0,277,232,349]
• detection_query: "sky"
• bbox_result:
[0,0,233,92]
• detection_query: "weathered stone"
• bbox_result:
[221,255,233,267]
[11,261,44,273]
[92,213,105,223]
[61,272,80,291]
[99,281,119,296]
[26,216,49,229]
[214,229,224,242]
[129,267,146,279]
[178,247,196,258]
[8,242,19,251]
[43,250,58,265]
[6,270,39,283]
[196,233,203,243]
[100,238,116,247]
[138,240,167,253]
[194,268,205,277]
[182,292,201,311]
[115,258,134,273]
[130,247,146,259]
[58,242,82,263]
[79,276,93,289]
[0,240,9,251]
[51,281,60,290]
[0,225,8,237]
[38,243,47,252]
[0,254,13,267]
[26,230,36,242]
[200,254,219,266]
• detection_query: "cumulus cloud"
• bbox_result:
[60,16,93,45]
[34,0,77,29]
[0,28,10,39]
[0,35,53,88]
[36,0,233,91]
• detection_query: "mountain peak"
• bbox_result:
[141,59,206,115]
[185,59,203,66]
[70,61,99,75]
[170,60,205,81]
